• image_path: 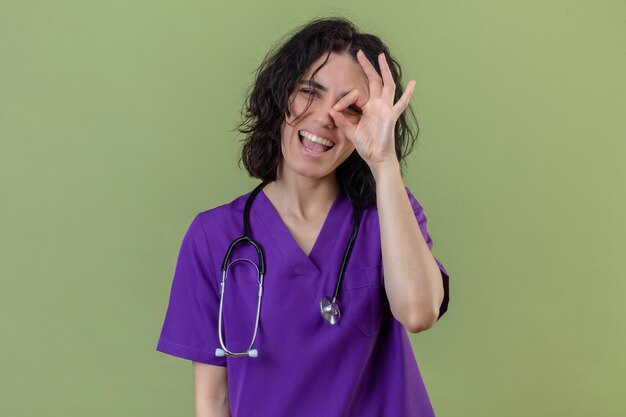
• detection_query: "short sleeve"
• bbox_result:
[405,187,451,321]
[155,213,227,366]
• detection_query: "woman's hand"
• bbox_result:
[329,49,415,173]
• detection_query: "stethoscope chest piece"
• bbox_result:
[320,295,341,325]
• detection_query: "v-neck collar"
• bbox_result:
[253,187,352,280]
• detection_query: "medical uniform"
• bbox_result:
[156,186,450,416]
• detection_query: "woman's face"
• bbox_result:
[279,52,369,182]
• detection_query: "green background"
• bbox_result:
[1,1,624,416]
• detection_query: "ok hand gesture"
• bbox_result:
[329,50,415,172]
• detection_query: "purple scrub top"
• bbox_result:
[156,186,450,416]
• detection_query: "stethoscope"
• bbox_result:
[215,182,360,358]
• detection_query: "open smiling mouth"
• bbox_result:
[298,130,335,154]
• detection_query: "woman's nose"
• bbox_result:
[311,101,336,128]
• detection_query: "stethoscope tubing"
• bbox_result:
[216,182,360,358]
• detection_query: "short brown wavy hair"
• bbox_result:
[236,17,419,208]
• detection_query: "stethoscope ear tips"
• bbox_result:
[215,347,258,357]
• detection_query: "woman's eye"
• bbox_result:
[300,89,317,97]
[347,105,362,114]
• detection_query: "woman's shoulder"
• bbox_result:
[195,190,252,225]
[177,190,251,251]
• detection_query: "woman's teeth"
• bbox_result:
[299,131,334,147]
[299,130,334,153]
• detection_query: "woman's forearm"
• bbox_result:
[372,160,444,333]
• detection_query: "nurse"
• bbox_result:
[156,17,451,417]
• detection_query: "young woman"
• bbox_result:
[157,17,450,417]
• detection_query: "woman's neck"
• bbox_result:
[263,171,339,222]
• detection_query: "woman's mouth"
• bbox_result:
[298,130,335,154]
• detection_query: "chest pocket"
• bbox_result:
[343,264,386,337]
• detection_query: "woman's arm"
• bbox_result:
[192,361,230,417]
[328,51,444,332]
[373,161,444,333]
